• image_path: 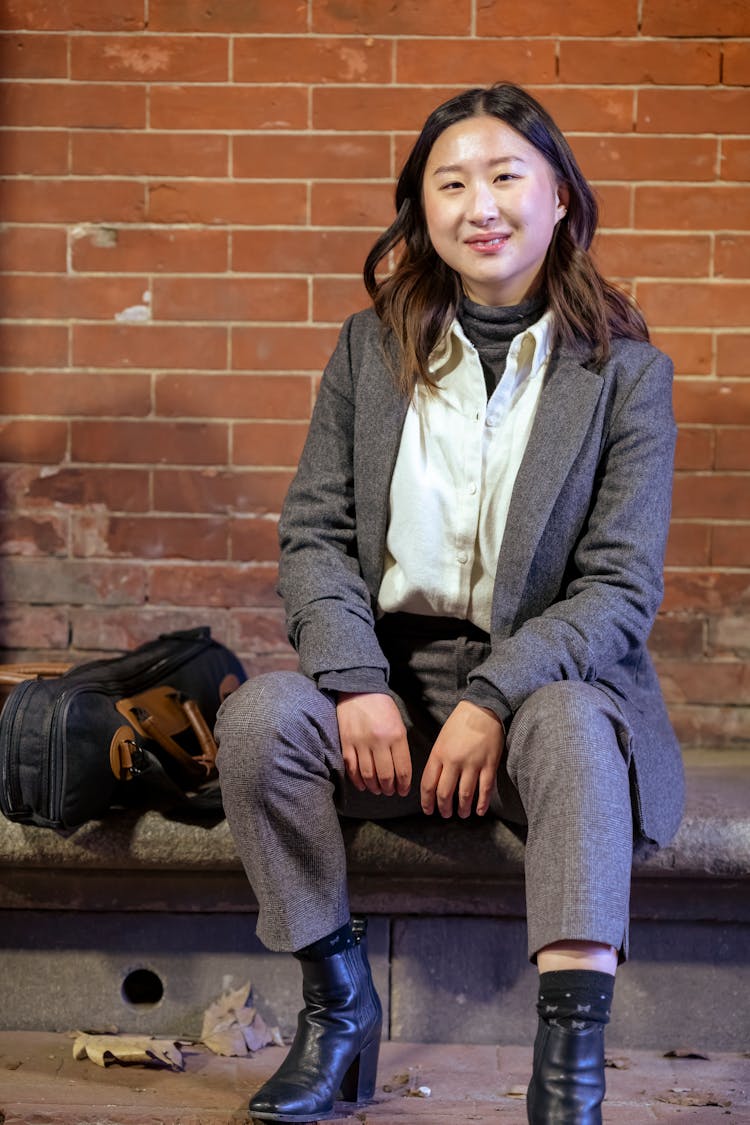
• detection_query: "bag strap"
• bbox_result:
[0,662,72,685]
[115,686,217,781]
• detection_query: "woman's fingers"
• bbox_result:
[336,692,412,799]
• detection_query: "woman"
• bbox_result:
[216,82,684,1124]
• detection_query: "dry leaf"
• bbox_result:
[506,1084,528,1097]
[604,1056,632,1069]
[72,1033,183,1071]
[656,1089,731,1108]
[200,981,282,1057]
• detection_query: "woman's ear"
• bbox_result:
[555,181,570,223]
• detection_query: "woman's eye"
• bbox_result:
[495,173,516,183]
[440,181,464,191]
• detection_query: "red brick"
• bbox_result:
[72,323,226,371]
[0,226,66,272]
[147,181,306,226]
[148,562,279,607]
[72,132,229,178]
[667,702,750,747]
[0,513,67,557]
[0,178,145,223]
[230,517,280,563]
[664,521,711,566]
[151,278,308,323]
[650,332,713,376]
[69,606,232,652]
[71,420,228,465]
[674,380,750,425]
[712,524,750,567]
[708,614,750,658]
[2,370,150,417]
[673,473,750,519]
[0,323,68,368]
[717,335,750,378]
[723,41,750,83]
[638,89,750,135]
[639,282,750,329]
[74,512,229,560]
[71,227,229,274]
[149,0,306,33]
[560,39,720,84]
[232,326,339,373]
[0,33,67,77]
[225,608,290,658]
[662,571,750,614]
[313,86,446,132]
[0,130,68,174]
[153,468,293,515]
[0,420,67,463]
[235,36,390,84]
[591,184,632,229]
[636,185,750,232]
[716,429,750,469]
[314,0,470,35]
[313,277,370,323]
[233,422,308,467]
[232,229,375,275]
[311,182,395,228]
[150,85,307,131]
[1,82,146,128]
[659,658,750,705]
[722,139,750,181]
[233,134,390,181]
[713,514,748,567]
[642,0,750,36]
[71,34,228,82]
[572,135,717,183]
[478,0,637,34]
[396,39,556,85]
[675,427,715,471]
[0,1,144,31]
[12,465,150,512]
[0,275,149,321]
[0,605,69,649]
[649,615,705,659]
[715,235,750,279]
[593,233,710,280]
[0,556,146,605]
[155,374,311,420]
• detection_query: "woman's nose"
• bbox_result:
[467,182,499,223]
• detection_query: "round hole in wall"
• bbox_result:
[121,967,164,1007]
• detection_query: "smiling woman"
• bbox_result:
[215,83,683,1125]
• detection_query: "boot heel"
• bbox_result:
[339,1033,381,1103]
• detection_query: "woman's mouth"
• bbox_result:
[466,234,510,253]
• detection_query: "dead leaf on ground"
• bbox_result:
[506,1084,528,1097]
[605,1055,632,1069]
[382,1066,429,1096]
[656,1089,731,1108]
[72,1033,183,1071]
[200,981,283,1058]
[663,1047,711,1060]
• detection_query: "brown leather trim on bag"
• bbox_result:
[115,686,216,781]
[110,725,140,781]
[0,663,72,685]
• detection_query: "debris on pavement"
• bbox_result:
[72,1032,183,1071]
[605,1055,632,1069]
[382,1066,431,1097]
[663,1047,711,1060]
[200,980,284,1057]
[656,1088,732,1108]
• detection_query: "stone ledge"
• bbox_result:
[1,749,748,896]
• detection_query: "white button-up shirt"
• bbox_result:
[377,310,554,632]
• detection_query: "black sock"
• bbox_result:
[537,970,614,1029]
[294,921,355,962]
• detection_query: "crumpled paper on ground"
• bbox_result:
[73,980,282,1069]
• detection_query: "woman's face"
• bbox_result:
[422,114,568,307]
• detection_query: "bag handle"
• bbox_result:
[0,662,72,685]
[115,686,217,782]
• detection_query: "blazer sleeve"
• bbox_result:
[463,347,677,722]
[277,314,390,683]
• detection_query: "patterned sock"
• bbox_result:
[294,920,355,962]
[537,970,614,1029]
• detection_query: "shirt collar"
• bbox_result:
[429,308,555,376]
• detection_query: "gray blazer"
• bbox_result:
[278,308,684,846]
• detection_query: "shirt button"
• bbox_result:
[468,482,477,495]
[485,416,496,428]
[457,551,468,564]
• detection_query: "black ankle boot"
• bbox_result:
[526,1017,605,1124]
[249,928,382,1122]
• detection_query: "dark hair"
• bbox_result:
[363,83,648,393]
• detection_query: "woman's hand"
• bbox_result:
[421,700,505,818]
[336,692,412,797]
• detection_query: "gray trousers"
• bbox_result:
[215,623,634,959]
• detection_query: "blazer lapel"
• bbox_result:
[490,348,604,636]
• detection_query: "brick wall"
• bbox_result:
[0,1,748,747]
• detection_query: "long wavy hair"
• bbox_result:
[363,83,648,394]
